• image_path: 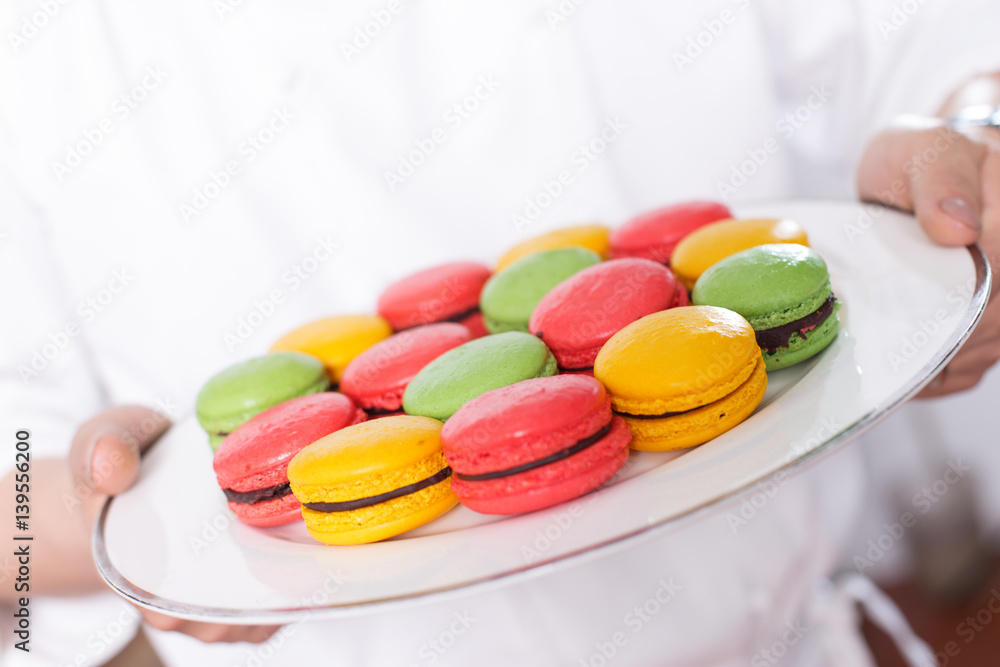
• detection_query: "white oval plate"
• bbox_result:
[94,200,990,624]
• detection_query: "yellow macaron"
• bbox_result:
[287,415,458,545]
[496,224,610,271]
[270,315,392,383]
[670,218,809,289]
[594,306,767,451]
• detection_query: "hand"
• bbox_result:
[858,117,1000,396]
[70,405,283,644]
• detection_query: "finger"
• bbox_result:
[188,623,282,644]
[918,369,984,398]
[142,610,282,644]
[978,145,1000,289]
[70,406,171,495]
[89,436,141,496]
[917,342,998,398]
[141,609,185,633]
[858,122,986,246]
[908,128,986,247]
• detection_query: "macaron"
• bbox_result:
[670,218,809,289]
[287,415,458,545]
[270,315,392,384]
[212,393,366,527]
[340,323,472,417]
[594,306,767,451]
[196,352,329,451]
[377,261,491,338]
[496,224,610,271]
[529,259,688,372]
[402,331,558,421]
[441,375,631,515]
[692,244,841,371]
[480,247,602,334]
[609,201,731,264]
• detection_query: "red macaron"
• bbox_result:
[212,393,365,526]
[377,261,491,337]
[339,323,471,417]
[610,201,732,264]
[529,258,687,372]
[441,375,631,515]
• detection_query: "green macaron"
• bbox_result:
[692,244,840,371]
[480,247,602,333]
[402,331,558,421]
[196,352,329,451]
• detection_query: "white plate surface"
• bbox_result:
[94,200,990,623]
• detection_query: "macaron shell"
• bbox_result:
[228,494,303,528]
[671,218,809,289]
[609,201,732,264]
[441,375,612,474]
[270,315,392,382]
[377,262,491,330]
[480,247,602,334]
[402,332,558,421]
[288,416,446,490]
[300,482,458,545]
[196,352,329,441]
[529,259,679,368]
[495,224,610,270]
[594,306,759,415]
[214,392,366,491]
[450,416,630,515]
[340,323,471,412]
[692,244,831,329]
[763,310,840,370]
[625,357,767,451]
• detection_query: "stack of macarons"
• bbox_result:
[193,199,841,545]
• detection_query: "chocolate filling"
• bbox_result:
[441,305,481,324]
[303,467,452,512]
[456,422,612,482]
[755,294,837,353]
[615,408,688,420]
[364,405,402,416]
[223,482,293,505]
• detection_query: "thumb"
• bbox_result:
[859,120,986,247]
[71,406,171,496]
[908,128,986,247]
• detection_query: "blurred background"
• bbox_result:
[2,1,999,666]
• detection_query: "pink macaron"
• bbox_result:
[610,201,732,264]
[213,393,365,526]
[339,323,471,417]
[377,261,491,337]
[529,258,687,372]
[441,375,631,515]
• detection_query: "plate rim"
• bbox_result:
[92,201,992,623]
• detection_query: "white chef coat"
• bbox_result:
[1,0,999,665]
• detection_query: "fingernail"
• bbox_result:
[81,430,113,485]
[940,197,981,231]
